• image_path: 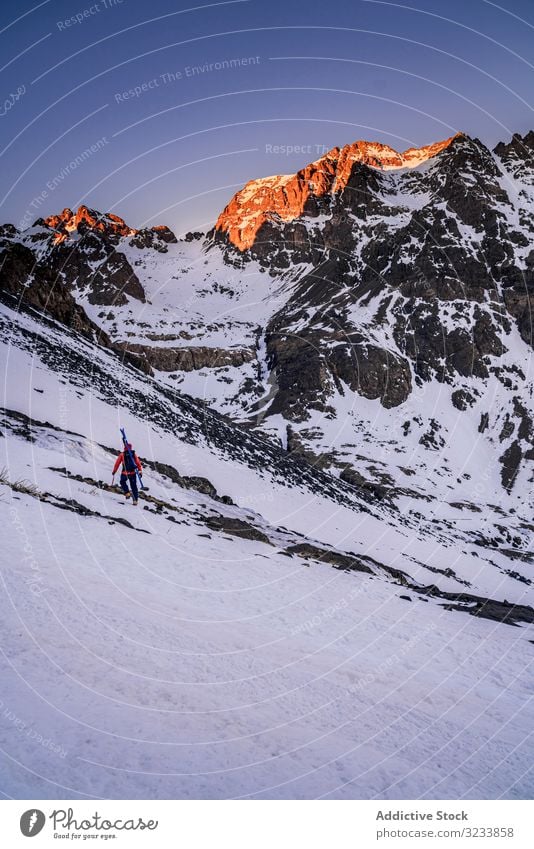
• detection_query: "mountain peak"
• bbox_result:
[215,133,463,250]
[328,134,461,171]
[42,205,134,243]
[494,129,534,165]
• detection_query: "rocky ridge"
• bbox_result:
[214,135,458,250]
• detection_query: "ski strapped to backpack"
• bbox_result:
[120,427,148,491]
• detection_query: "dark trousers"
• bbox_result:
[120,473,139,500]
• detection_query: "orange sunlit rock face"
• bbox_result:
[43,205,136,243]
[215,135,460,250]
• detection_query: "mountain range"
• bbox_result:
[2,130,534,504]
[1,129,534,798]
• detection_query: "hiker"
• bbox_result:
[112,442,143,505]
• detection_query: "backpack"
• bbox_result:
[123,449,137,473]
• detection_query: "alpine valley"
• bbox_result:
[1,129,533,799]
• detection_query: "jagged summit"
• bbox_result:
[37,205,177,247]
[494,130,534,185]
[42,205,135,242]
[494,129,534,160]
[324,134,460,171]
[215,133,462,249]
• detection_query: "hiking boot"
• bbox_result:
[125,492,131,499]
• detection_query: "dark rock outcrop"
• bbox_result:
[117,343,256,373]
[285,543,373,573]
[0,242,151,374]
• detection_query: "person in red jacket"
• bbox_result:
[112,442,143,505]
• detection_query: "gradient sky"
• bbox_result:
[1,0,533,234]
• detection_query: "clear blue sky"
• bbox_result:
[1,0,533,234]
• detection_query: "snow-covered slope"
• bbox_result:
[1,294,533,799]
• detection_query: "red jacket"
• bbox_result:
[112,450,142,476]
